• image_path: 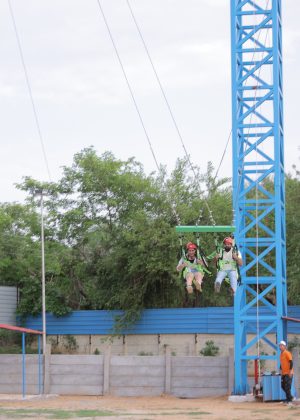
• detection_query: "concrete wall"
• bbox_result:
[0,348,298,398]
[171,354,229,398]
[48,355,103,395]
[0,349,232,397]
[46,333,235,356]
[110,355,165,397]
[0,286,18,325]
[0,354,42,394]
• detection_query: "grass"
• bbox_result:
[0,408,213,418]
[0,408,115,418]
[0,346,39,354]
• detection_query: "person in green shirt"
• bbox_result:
[177,242,205,294]
[214,237,243,296]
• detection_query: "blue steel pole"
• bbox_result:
[231,0,248,395]
[272,0,287,358]
[22,333,26,399]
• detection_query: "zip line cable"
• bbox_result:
[95,0,160,172]
[8,0,52,181]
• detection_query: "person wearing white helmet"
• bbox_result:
[279,340,294,404]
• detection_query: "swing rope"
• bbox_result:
[98,0,236,256]
[124,0,221,227]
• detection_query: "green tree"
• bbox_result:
[9,148,237,326]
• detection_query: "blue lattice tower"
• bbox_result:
[230,0,286,394]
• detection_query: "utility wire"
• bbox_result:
[8,0,52,181]
[95,0,160,172]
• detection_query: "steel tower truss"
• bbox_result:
[230,0,286,394]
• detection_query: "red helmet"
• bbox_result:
[223,237,233,245]
[186,242,197,250]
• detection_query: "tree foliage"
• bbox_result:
[0,147,299,326]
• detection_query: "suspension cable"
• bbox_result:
[8,0,52,181]
[95,0,160,172]
[125,0,192,168]
[124,0,216,225]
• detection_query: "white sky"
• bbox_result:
[0,0,299,203]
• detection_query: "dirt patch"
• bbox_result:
[0,394,298,419]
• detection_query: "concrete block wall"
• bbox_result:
[0,348,298,398]
[0,350,231,397]
[110,355,165,396]
[0,354,42,394]
[171,356,230,398]
[46,333,235,356]
[48,355,103,395]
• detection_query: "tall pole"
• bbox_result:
[40,192,46,354]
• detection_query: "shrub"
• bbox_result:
[199,340,220,356]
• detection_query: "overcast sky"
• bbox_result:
[0,0,299,203]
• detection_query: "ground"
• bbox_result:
[0,395,299,419]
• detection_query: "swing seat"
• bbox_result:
[175,225,235,233]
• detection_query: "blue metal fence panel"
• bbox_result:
[23,306,300,335]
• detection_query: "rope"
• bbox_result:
[125,0,192,169]
[125,0,217,225]
[7,0,52,181]
[95,0,160,172]
[213,129,232,184]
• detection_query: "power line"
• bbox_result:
[7,0,52,181]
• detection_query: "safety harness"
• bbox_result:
[214,237,241,286]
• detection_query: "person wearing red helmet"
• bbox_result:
[176,242,204,294]
[214,237,243,296]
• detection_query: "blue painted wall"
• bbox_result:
[23,306,300,335]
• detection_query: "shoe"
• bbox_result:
[186,285,193,294]
[214,282,221,293]
[287,402,294,407]
[194,281,202,292]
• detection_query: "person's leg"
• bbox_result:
[285,375,293,402]
[193,272,204,292]
[281,375,286,401]
[281,375,293,402]
[228,270,238,295]
[185,273,194,294]
[215,271,227,292]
